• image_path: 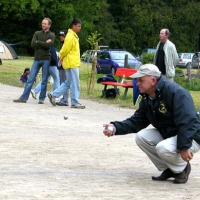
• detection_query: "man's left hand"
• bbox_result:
[180,149,193,162]
[46,39,52,43]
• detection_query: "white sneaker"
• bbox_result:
[55,98,60,102]
[31,90,37,99]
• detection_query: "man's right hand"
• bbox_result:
[103,124,116,137]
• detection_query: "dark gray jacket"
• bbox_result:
[31,30,55,60]
[111,76,200,150]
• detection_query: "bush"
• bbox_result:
[175,68,184,74]
[140,53,155,64]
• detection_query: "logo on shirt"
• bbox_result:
[159,101,167,113]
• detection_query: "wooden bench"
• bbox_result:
[101,68,137,100]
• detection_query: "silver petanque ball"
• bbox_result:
[107,126,114,132]
[64,115,68,120]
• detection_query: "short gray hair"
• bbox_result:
[43,18,52,25]
[165,28,170,36]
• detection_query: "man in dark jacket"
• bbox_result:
[56,30,69,106]
[103,64,200,184]
[13,18,55,104]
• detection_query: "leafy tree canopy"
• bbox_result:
[0,0,199,55]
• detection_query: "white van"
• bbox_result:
[142,48,157,54]
[98,45,109,50]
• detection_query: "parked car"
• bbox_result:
[142,48,157,54]
[81,51,87,61]
[176,53,194,68]
[82,47,109,63]
[191,52,200,69]
[98,45,109,50]
[96,49,142,75]
[82,50,100,63]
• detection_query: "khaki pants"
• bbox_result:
[135,128,200,173]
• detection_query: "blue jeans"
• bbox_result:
[21,60,50,100]
[59,69,69,104]
[51,68,79,105]
[34,66,60,94]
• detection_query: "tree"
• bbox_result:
[0,0,75,55]
[73,0,115,53]
[86,31,102,93]
[0,0,200,56]
[171,1,200,52]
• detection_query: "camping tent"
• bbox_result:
[0,40,18,59]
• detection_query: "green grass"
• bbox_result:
[0,56,200,110]
[0,56,137,108]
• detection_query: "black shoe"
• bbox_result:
[71,103,85,109]
[38,100,44,104]
[152,168,176,181]
[56,102,68,106]
[13,97,26,103]
[173,162,191,184]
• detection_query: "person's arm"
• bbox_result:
[173,87,198,150]
[31,32,38,48]
[172,44,179,66]
[36,33,55,49]
[103,101,150,136]
[59,34,73,60]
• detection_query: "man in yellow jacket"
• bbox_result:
[47,18,85,109]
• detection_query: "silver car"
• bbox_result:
[191,52,200,69]
[176,53,194,68]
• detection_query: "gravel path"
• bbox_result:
[0,84,199,200]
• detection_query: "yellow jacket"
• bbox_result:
[59,29,80,69]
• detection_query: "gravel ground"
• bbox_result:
[0,83,200,200]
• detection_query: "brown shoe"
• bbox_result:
[173,162,191,184]
[47,93,56,106]
[152,168,176,181]
[13,97,26,103]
